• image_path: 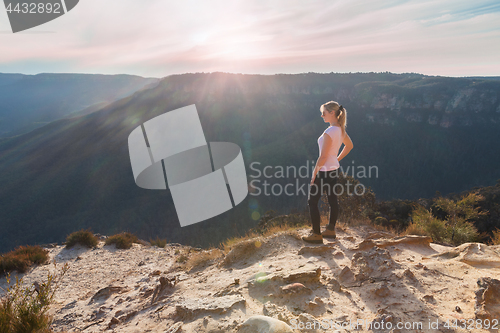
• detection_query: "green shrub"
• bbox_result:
[65,229,98,248]
[433,193,484,245]
[105,232,138,249]
[0,263,68,333]
[149,237,167,248]
[0,246,49,274]
[408,205,449,243]
[406,193,484,245]
[374,216,388,226]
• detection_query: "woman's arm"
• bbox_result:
[337,133,353,162]
[310,134,333,185]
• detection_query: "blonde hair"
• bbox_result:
[321,101,347,136]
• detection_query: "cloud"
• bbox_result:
[0,0,499,76]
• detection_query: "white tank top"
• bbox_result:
[317,125,343,171]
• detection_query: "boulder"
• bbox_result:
[475,277,500,320]
[433,243,500,267]
[238,315,294,333]
[249,268,322,285]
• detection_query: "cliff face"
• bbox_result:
[159,73,500,128]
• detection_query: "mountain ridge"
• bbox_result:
[1,72,500,252]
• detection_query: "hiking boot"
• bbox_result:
[302,232,323,244]
[321,229,336,239]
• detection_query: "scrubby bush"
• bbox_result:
[374,216,388,226]
[0,263,68,333]
[149,237,167,248]
[65,229,98,248]
[105,232,138,249]
[406,193,484,245]
[407,206,449,243]
[0,246,49,274]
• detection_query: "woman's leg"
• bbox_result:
[326,188,339,231]
[307,172,323,235]
[325,170,339,233]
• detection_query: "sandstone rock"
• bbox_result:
[151,275,177,304]
[263,302,296,325]
[475,277,500,320]
[352,239,376,251]
[165,322,182,333]
[89,286,125,303]
[338,266,355,285]
[423,295,436,304]
[374,284,390,297]
[376,235,432,248]
[107,317,120,329]
[117,310,137,322]
[297,313,322,330]
[176,295,245,320]
[238,315,294,333]
[354,235,432,251]
[280,282,312,295]
[433,243,500,267]
[298,245,335,255]
[366,231,394,240]
[403,268,416,280]
[371,308,397,330]
[213,280,242,297]
[351,247,397,281]
[283,268,321,284]
[328,278,341,292]
[250,268,321,285]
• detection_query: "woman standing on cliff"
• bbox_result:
[302,101,354,244]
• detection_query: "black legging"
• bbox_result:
[308,169,340,234]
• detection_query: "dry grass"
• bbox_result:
[185,249,223,271]
[0,246,49,274]
[65,230,98,248]
[0,263,69,332]
[149,237,167,248]
[220,226,301,267]
[222,225,301,254]
[105,232,139,249]
[370,222,400,235]
[175,253,189,264]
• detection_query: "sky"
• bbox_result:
[1,0,499,77]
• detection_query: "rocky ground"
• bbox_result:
[1,224,500,333]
